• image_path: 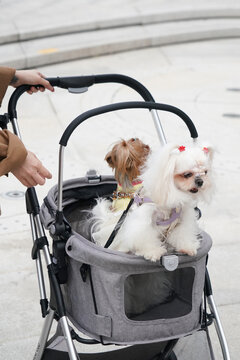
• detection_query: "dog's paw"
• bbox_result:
[178,240,200,256]
[179,248,197,256]
[140,247,167,262]
[168,233,200,257]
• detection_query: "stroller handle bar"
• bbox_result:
[57,101,197,211]
[7,74,155,120]
[59,101,198,147]
[7,74,168,144]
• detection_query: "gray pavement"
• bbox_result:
[1,0,240,68]
[0,1,240,359]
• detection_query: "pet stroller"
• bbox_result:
[4,74,231,360]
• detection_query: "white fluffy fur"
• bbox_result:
[91,142,213,261]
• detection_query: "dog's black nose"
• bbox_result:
[195,177,203,187]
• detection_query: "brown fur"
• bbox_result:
[105,138,150,190]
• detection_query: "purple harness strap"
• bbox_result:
[134,194,181,227]
[156,208,181,226]
[134,194,152,205]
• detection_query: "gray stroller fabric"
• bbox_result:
[41,177,212,346]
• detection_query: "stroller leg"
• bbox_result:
[33,308,55,360]
[30,214,48,317]
[205,269,231,360]
[59,316,80,360]
[207,295,231,360]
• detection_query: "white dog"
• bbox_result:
[90,143,213,262]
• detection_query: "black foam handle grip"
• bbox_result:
[7,76,95,119]
[46,76,95,88]
[60,101,198,146]
[47,74,154,101]
[7,74,155,120]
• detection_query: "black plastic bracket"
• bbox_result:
[26,187,40,215]
[48,211,72,285]
[32,236,49,259]
[52,240,68,284]
[0,113,9,129]
[40,298,49,318]
[201,310,214,329]
[70,328,99,344]
[50,211,71,240]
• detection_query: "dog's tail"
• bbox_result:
[90,198,113,232]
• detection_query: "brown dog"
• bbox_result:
[105,138,150,211]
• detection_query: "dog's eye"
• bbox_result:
[205,170,208,175]
[183,172,193,178]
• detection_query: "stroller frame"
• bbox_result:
[6,74,231,360]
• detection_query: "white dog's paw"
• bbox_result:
[167,228,200,257]
[178,248,197,256]
[177,241,199,256]
[137,246,167,262]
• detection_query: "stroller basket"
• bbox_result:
[41,176,212,345]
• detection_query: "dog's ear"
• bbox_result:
[202,144,214,162]
[144,144,150,155]
[105,151,114,168]
[141,143,179,207]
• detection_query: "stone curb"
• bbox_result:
[1,18,240,69]
[1,5,240,45]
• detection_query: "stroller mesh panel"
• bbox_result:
[124,268,194,321]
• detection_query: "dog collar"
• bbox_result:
[112,182,143,200]
[112,191,134,200]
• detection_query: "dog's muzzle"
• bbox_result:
[190,177,204,193]
[195,177,204,188]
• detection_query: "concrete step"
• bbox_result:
[1,18,240,69]
[1,1,240,45]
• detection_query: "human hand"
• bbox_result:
[11,151,52,187]
[11,70,54,94]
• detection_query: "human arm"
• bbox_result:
[0,67,53,186]
[10,69,54,94]
[0,130,52,186]
[0,129,27,176]
[0,66,15,105]
[11,150,52,187]
[0,66,54,104]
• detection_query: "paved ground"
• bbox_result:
[0,1,240,360]
[1,0,240,68]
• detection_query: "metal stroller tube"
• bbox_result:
[57,100,197,212]
[59,101,198,147]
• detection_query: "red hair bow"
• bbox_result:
[178,146,186,152]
